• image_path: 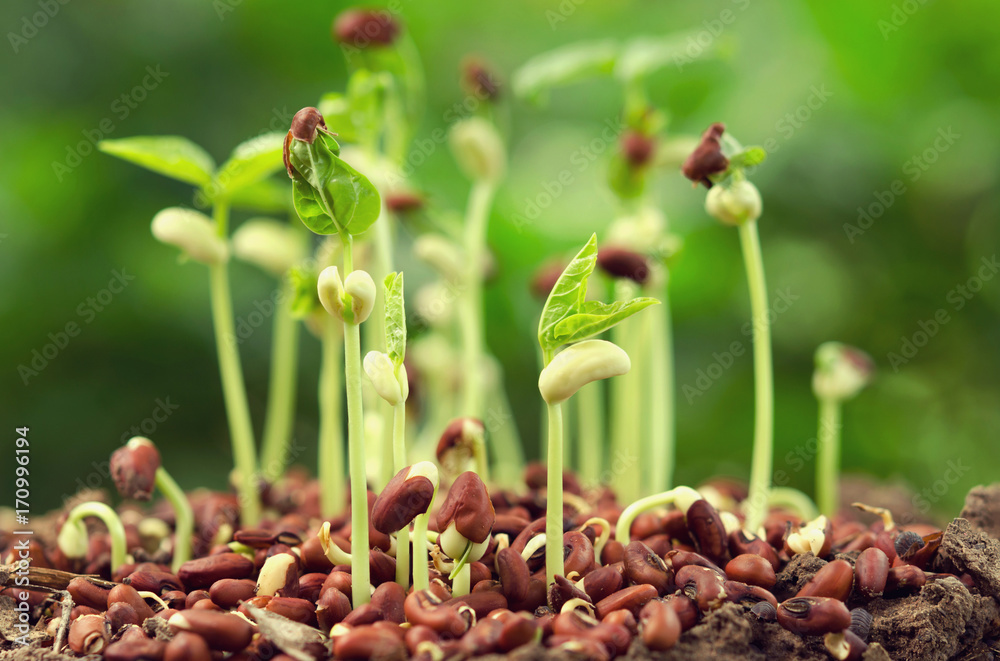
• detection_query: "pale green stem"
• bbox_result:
[738,219,774,533]
[260,280,300,483]
[392,402,410,589]
[649,286,675,492]
[545,400,564,585]
[615,487,690,545]
[412,512,430,591]
[154,467,193,573]
[459,181,496,480]
[610,281,641,502]
[815,397,842,517]
[319,317,346,519]
[209,201,260,526]
[66,502,126,572]
[576,382,605,488]
[486,365,526,488]
[769,486,820,522]
[452,561,471,598]
[341,234,371,606]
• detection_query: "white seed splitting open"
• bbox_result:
[151,207,229,265]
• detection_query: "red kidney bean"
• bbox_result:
[68,614,109,654]
[686,499,729,564]
[103,637,166,661]
[125,570,183,595]
[209,578,256,610]
[178,553,254,590]
[582,564,624,604]
[403,590,471,639]
[725,553,777,589]
[724,581,778,609]
[797,559,853,601]
[563,531,596,578]
[67,577,111,611]
[333,625,407,659]
[623,541,673,595]
[265,596,316,625]
[184,590,211,609]
[316,587,352,633]
[675,565,727,611]
[639,599,681,651]
[164,631,212,661]
[854,547,890,599]
[496,547,530,603]
[106,602,141,632]
[595,584,657,620]
[885,565,925,594]
[777,596,851,636]
[372,582,406,624]
[108,583,155,622]
[167,610,254,652]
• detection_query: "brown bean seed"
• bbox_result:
[316,587,352,633]
[776,596,851,636]
[108,583,155,622]
[728,531,780,571]
[103,637,166,661]
[265,596,316,625]
[496,547,530,603]
[497,613,538,652]
[600,539,625,565]
[184,590,211,609]
[725,553,777,589]
[854,547,889,599]
[623,541,673,595]
[797,559,853,601]
[67,577,111,611]
[885,565,925,594]
[563,531,596,578]
[445,590,508,620]
[582,564,624,604]
[106,602,141,632]
[372,582,406,624]
[595,584,657,620]
[168,610,254,652]
[125,570,183,595]
[639,600,681,651]
[209,578,257,610]
[675,565,727,611]
[403,590,471,639]
[723,581,778,609]
[68,613,109,654]
[164,631,212,661]
[178,553,254,590]
[686,499,729,564]
[342,603,384,626]
[332,625,407,660]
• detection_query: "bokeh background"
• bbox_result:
[2,0,998,516]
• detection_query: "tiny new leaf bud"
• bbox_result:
[538,339,631,404]
[812,342,875,402]
[596,247,651,285]
[449,117,506,183]
[317,267,376,325]
[436,471,495,561]
[371,462,438,534]
[364,351,403,406]
[344,270,376,324]
[705,179,762,226]
[681,122,729,188]
[332,9,400,48]
[151,208,229,265]
[231,219,306,276]
[317,266,346,319]
[436,418,485,475]
[110,437,161,501]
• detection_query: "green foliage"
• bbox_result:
[288,266,319,319]
[614,32,718,82]
[99,136,215,187]
[538,234,657,354]
[212,132,286,199]
[513,40,618,102]
[383,272,406,366]
[288,131,381,237]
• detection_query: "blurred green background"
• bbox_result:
[2,0,998,517]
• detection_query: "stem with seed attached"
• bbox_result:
[341,234,371,606]
[576,382,604,488]
[738,219,773,533]
[319,317,345,519]
[260,280,300,483]
[545,397,564,585]
[154,467,193,573]
[65,502,127,572]
[209,201,260,526]
[816,397,841,517]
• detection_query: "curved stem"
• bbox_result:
[209,202,260,526]
[341,234,371,606]
[452,561,471,598]
[319,317,345,519]
[815,397,842,517]
[649,286,675,493]
[411,512,430,591]
[260,281,300,483]
[154,467,193,573]
[66,502,127,572]
[738,219,773,533]
[545,401,564,585]
[459,181,495,479]
[615,486,696,545]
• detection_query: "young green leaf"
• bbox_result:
[384,272,406,366]
[226,178,291,213]
[538,234,598,353]
[211,132,286,199]
[615,32,719,83]
[288,266,320,319]
[729,147,767,169]
[552,297,659,345]
[513,40,618,102]
[99,136,215,187]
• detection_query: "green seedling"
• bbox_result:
[232,219,308,483]
[683,123,772,533]
[284,106,382,607]
[812,342,875,516]
[537,234,658,584]
[100,132,287,525]
[58,501,128,573]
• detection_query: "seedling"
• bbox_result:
[109,436,194,572]
[58,501,128,573]
[231,219,308,483]
[371,461,438,591]
[284,106,382,606]
[683,122,772,533]
[100,131,288,525]
[537,233,657,584]
[812,342,875,516]
[449,116,506,478]
[436,471,494,597]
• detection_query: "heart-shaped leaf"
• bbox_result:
[538,234,598,353]
[552,297,659,345]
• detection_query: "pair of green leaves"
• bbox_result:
[513,30,722,102]
[287,128,381,238]
[538,234,658,356]
[98,132,287,208]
